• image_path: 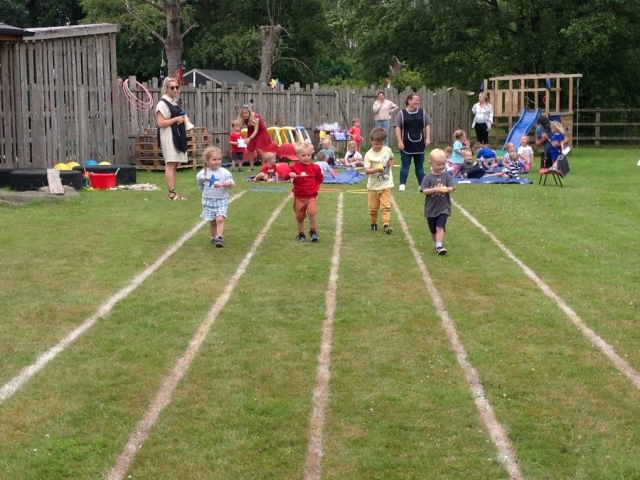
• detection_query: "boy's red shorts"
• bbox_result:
[293,196,317,222]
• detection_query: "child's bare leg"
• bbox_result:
[297,219,306,233]
[435,227,445,243]
[210,220,217,239]
[308,212,317,231]
[216,216,225,238]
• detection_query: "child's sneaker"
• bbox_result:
[296,233,307,242]
[310,231,319,242]
[383,224,393,234]
[215,236,224,248]
[370,223,378,231]
[435,246,447,255]
[398,184,406,191]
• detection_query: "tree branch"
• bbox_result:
[138,0,164,13]
[273,56,312,74]
[181,23,198,38]
[124,0,166,44]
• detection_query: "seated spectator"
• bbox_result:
[340,141,364,167]
[253,152,278,182]
[458,148,485,179]
[444,146,456,175]
[517,135,534,172]
[474,141,498,170]
[488,151,519,179]
[314,151,338,180]
[318,137,336,165]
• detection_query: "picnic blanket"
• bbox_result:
[322,168,366,185]
[454,177,533,185]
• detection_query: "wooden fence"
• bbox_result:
[120,81,474,163]
[573,108,640,146]
[1,23,472,169]
[0,24,125,169]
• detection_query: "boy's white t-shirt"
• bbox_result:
[364,146,394,190]
[517,145,534,164]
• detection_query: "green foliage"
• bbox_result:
[0,0,29,27]
[71,0,640,107]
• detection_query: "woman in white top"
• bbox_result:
[471,93,493,145]
[156,76,189,200]
[372,91,398,145]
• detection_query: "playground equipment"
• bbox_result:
[502,108,541,149]
[483,73,582,147]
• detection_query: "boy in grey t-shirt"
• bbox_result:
[420,149,454,255]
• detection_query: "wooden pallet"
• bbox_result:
[135,155,200,172]
[135,127,210,171]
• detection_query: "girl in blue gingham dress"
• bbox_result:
[196,146,235,247]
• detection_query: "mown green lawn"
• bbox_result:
[1,147,639,479]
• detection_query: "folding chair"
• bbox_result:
[539,148,570,187]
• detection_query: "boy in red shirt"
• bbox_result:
[228,120,246,172]
[253,152,277,182]
[287,142,324,242]
[348,117,363,150]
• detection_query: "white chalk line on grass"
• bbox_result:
[393,198,523,480]
[0,192,246,407]
[107,194,292,480]
[453,200,640,392]
[304,193,343,480]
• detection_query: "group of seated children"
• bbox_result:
[446,129,538,180]
[317,136,364,167]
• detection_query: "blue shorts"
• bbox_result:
[201,197,228,220]
[427,214,448,234]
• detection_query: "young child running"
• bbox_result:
[420,149,454,255]
[228,120,246,172]
[363,127,395,234]
[287,142,324,242]
[197,146,235,248]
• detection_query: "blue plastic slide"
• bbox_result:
[503,108,541,149]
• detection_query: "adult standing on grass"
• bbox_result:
[372,91,399,145]
[394,93,431,191]
[238,106,274,171]
[156,77,189,200]
[471,93,493,145]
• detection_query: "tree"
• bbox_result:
[0,0,29,27]
[123,0,197,78]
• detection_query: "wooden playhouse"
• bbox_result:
[483,73,582,145]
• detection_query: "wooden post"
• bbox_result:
[595,108,601,146]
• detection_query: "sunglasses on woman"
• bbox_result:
[168,86,180,91]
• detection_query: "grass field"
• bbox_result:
[1,147,640,479]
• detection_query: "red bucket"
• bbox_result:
[90,173,117,189]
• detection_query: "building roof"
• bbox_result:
[0,22,35,39]
[184,69,258,86]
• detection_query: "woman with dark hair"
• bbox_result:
[393,93,431,191]
[156,76,189,200]
[372,91,398,145]
[471,93,493,144]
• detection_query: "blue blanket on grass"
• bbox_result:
[323,169,367,185]
[454,177,533,185]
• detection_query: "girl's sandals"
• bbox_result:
[168,190,186,201]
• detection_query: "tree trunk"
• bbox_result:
[165,0,184,78]
[259,24,282,85]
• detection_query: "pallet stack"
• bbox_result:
[135,127,212,171]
